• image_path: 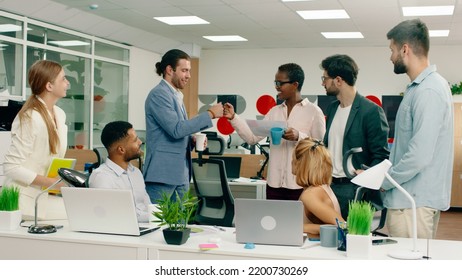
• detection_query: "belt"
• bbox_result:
[332,177,351,184]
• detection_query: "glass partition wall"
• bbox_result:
[0,10,129,149]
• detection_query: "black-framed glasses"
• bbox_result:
[274,80,294,87]
[321,76,333,83]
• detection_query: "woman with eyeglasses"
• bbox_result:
[223,63,325,201]
[292,137,344,236]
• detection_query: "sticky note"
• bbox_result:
[199,243,219,251]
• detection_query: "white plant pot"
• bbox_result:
[0,210,22,231]
[346,233,371,259]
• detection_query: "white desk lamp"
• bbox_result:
[351,159,422,260]
[28,168,88,234]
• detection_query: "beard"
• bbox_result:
[393,56,407,74]
[326,87,340,97]
[124,150,141,162]
[172,75,186,90]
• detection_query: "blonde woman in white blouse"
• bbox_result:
[3,60,69,220]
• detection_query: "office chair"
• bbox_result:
[202,131,225,155]
[345,147,388,236]
[354,187,387,236]
[191,158,235,227]
[93,146,108,169]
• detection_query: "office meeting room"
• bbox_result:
[1,0,462,278]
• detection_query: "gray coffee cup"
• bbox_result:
[320,225,338,247]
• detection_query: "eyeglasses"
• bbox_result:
[321,76,333,83]
[274,80,294,87]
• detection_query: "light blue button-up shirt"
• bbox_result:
[89,158,151,222]
[382,65,454,210]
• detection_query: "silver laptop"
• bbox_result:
[61,188,159,236]
[235,198,305,246]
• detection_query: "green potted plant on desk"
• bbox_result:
[346,201,375,258]
[0,186,21,231]
[153,190,198,245]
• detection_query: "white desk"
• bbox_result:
[1,221,462,260]
[190,179,266,200]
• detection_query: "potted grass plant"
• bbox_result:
[153,190,198,245]
[346,201,375,258]
[0,186,21,231]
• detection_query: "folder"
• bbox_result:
[43,157,77,194]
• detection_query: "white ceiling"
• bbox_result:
[2,0,462,54]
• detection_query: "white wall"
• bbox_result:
[128,45,462,129]
[199,45,462,120]
[128,47,161,130]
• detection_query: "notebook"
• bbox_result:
[209,156,242,181]
[61,188,159,236]
[44,157,77,194]
[235,198,305,246]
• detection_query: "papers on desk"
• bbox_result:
[231,177,265,184]
[245,119,286,137]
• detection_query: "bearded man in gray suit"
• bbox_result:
[144,49,223,203]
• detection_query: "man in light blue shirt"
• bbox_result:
[383,19,454,238]
[89,121,151,222]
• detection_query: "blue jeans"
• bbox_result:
[145,182,189,204]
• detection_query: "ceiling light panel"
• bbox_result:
[321,32,364,39]
[203,35,247,42]
[297,10,350,20]
[402,6,454,16]
[153,16,210,25]
[429,30,450,37]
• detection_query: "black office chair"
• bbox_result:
[202,131,225,155]
[93,146,108,169]
[191,157,235,227]
[345,147,388,236]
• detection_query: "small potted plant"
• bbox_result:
[153,190,198,245]
[0,186,21,231]
[451,82,462,95]
[346,201,375,258]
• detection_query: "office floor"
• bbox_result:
[435,209,462,241]
[378,209,462,241]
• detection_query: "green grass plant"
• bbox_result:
[153,190,198,231]
[0,186,20,211]
[347,201,375,235]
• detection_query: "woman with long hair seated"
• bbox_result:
[292,137,344,236]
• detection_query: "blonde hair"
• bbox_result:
[292,137,332,188]
[19,60,62,154]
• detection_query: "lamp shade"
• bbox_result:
[58,168,88,188]
[351,159,392,190]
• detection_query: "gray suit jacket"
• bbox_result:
[143,80,212,185]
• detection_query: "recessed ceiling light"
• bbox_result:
[48,40,90,47]
[297,10,350,20]
[0,24,22,32]
[321,32,364,39]
[429,30,450,37]
[203,35,247,42]
[154,16,209,25]
[403,6,454,16]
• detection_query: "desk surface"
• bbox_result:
[1,221,461,260]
